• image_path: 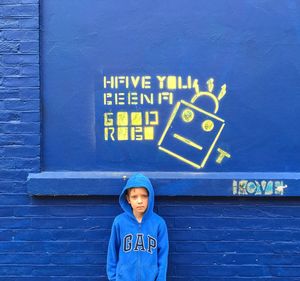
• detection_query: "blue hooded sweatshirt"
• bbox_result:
[107,173,169,281]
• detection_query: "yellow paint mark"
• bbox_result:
[144,126,154,140]
[114,92,125,105]
[103,93,112,105]
[179,76,192,89]
[181,100,224,122]
[218,84,227,101]
[181,109,194,123]
[104,127,115,141]
[157,76,166,89]
[173,133,203,151]
[117,127,128,141]
[131,127,143,141]
[158,146,201,169]
[207,78,214,92]
[128,92,138,105]
[200,123,225,168]
[158,92,173,105]
[193,79,199,90]
[141,93,154,105]
[146,111,159,125]
[117,112,128,126]
[103,75,152,89]
[104,113,113,126]
[167,76,177,89]
[131,112,142,126]
[202,119,214,132]
[158,102,181,146]
[216,148,231,164]
[190,92,219,114]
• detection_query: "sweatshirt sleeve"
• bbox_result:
[156,219,169,281]
[106,219,120,281]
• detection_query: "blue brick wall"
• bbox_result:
[1,1,300,280]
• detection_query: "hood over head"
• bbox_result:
[119,173,154,221]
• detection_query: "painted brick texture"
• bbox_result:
[1,1,300,280]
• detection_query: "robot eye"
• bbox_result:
[202,119,214,132]
[181,108,194,123]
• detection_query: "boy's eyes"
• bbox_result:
[130,195,148,199]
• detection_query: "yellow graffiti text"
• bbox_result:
[104,92,173,106]
[104,111,159,127]
[105,126,155,141]
[157,76,199,90]
[103,76,152,89]
[216,148,231,164]
[104,111,159,141]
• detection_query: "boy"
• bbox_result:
[107,173,169,281]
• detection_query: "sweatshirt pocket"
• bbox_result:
[141,265,158,281]
[116,263,158,281]
[116,263,135,281]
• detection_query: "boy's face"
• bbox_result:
[126,187,149,217]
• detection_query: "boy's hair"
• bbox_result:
[126,187,149,196]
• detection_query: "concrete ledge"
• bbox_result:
[27,172,300,197]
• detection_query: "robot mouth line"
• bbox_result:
[173,133,203,151]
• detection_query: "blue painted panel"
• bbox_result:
[27,172,299,197]
[41,0,300,173]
